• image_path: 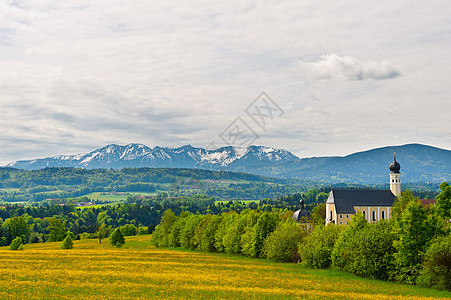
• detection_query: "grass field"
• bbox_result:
[0,236,449,299]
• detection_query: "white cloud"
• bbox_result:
[300,53,400,81]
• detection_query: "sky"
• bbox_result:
[1,0,450,165]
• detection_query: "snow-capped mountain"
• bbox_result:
[5,144,299,170]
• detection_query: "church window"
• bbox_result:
[340,214,342,218]
[346,214,349,218]
[382,211,385,219]
[330,211,332,221]
[363,211,366,219]
[372,211,376,221]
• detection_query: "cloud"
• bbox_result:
[300,53,400,81]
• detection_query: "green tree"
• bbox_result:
[214,212,238,252]
[9,236,24,250]
[311,203,326,225]
[97,223,107,243]
[61,235,73,249]
[152,209,178,247]
[393,200,444,283]
[417,235,451,290]
[180,215,204,250]
[435,182,451,220]
[6,216,30,244]
[392,190,417,219]
[46,217,66,242]
[109,228,125,247]
[264,219,305,262]
[331,219,397,280]
[301,224,344,268]
[168,212,190,247]
[316,192,329,203]
[198,215,222,252]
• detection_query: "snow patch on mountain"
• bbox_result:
[4,144,299,170]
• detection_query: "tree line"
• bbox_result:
[0,192,310,247]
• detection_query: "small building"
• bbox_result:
[325,154,401,225]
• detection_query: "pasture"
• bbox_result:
[0,235,449,299]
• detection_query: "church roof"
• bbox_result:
[329,189,396,214]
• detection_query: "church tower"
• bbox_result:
[389,153,401,197]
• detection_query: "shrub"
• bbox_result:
[417,235,451,291]
[300,224,344,268]
[138,227,148,235]
[109,228,125,247]
[331,220,397,280]
[66,231,76,240]
[61,235,73,249]
[9,237,24,250]
[264,219,305,262]
[80,232,96,240]
[29,232,43,243]
[121,224,137,236]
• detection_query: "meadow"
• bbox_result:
[0,236,449,299]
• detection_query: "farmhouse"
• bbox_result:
[325,154,401,225]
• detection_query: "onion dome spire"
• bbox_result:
[389,152,401,173]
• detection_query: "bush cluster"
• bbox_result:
[152,209,306,262]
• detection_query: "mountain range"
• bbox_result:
[4,143,450,184]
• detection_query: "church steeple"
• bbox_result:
[389,152,401,196]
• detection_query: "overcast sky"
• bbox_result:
[1,0,450,165]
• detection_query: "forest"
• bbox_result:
[0,167,438,204]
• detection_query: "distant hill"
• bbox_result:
[252,144,450,184]
[4,143,450,184]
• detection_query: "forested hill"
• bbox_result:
[244,143,451,184]
[0,167,320,203]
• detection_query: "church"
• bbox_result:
[324,154,401,225]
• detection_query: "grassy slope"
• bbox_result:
[0,236,449,299]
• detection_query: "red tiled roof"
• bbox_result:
[420,199,436,208]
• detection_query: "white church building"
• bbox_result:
[325,154,401,225]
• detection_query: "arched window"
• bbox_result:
[330,210,332,221]
[372,211,376,221]
[381,211,385,219]
[363,211,366,219]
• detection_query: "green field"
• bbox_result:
[0,236,449,299]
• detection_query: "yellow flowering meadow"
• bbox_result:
[0,236,449,299]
